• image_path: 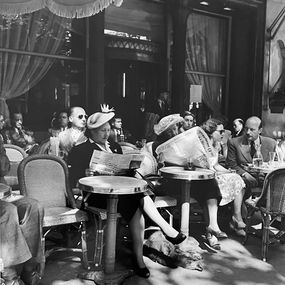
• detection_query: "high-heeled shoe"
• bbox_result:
[232,216,246,229]
[206,232,221,250]
[206,226,228,239]
[165,232,187,245]
[135,267,150,278]
[229,221,246,237]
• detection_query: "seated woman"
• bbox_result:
[179,111,196,133]
[68,109,186,278]
[151,114,227,244]
[201,118,246,236]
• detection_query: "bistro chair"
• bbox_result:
[4,144,27,192]
[243,167,285,261]
[18,154,89,274]
[118,141,138,153]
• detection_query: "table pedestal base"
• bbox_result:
[78,269,134,285]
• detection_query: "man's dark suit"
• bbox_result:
[226,135,276,188]
[152,100,170,119]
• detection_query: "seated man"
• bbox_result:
[58,106,87,157]
[5,113,37,154]
[232,118,244,137]
[49,109,69,137]
[0,197,44,285]
[109,114,133,143]
[226,116,276,197]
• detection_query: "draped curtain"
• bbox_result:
[0,9,70,118]
[0,0,122,18]
[185,13,227,116]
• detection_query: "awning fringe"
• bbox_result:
[0,0,120,18]
[0,0,45,16]
[45,0,116,18]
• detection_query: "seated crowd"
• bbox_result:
[0,104,278,283]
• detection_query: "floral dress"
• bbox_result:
[209,152,246,206]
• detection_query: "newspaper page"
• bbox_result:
[89,150,145,175]
[155,126,216,168]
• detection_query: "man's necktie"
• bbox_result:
[250,141,256,158]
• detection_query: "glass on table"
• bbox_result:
[141,139,147,148]
[268,152,277,166]
[252,157,263,167]
[185,157,194,170]
[85,168,95,177]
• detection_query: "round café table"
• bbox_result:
[159,166,215,236]
[244,162,285,174]
[79,176,148,285]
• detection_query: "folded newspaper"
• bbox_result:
[89,150,145,175]
[155,126,216,168]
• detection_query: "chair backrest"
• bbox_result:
[261,167,285,213]
[4,144,27,187]
[18,154,76,208]
[4,144,27,161]
[118,142,138,153]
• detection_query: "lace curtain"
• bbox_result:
[0,9,71,118]
[185,13,227,116]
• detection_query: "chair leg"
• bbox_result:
[262,213,270,262]
[39,236,46,278]
[280,217,285,244]
[93,215,104,268]
[243,207,256,245]
[80,221,89,269]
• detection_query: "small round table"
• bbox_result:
[159,166,215,236]
[79,176,148,284]
[245,162,285,174]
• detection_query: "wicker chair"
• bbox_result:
[244,167,285,261]
[118,141,138,153]
[4,144,27,191]
[18,154,89,274]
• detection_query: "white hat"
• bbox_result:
[154,114,183,135]
[87,112,115,129]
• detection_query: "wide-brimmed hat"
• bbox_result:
[154,114,183,135]
[87,112,115,129]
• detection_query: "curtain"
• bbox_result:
[0,9,70,118]
[185,13,227,116]
[0,0,123,18]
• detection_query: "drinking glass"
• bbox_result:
[185,157,194,170]
[141,139,147,148]
[269,152,276,166]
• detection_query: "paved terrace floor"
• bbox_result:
[39,214,285,285]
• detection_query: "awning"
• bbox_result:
[0,0,123,18]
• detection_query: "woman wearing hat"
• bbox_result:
[151,114,227,246]
[68,108,186,278]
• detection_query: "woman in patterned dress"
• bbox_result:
[201,119,246,236]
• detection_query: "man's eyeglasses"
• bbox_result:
[78,115,88,120]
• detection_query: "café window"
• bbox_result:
[185,11,230,117]
[0,8,87,130]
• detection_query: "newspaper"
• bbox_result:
[89,150,145,175]
[155,126,216,168]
